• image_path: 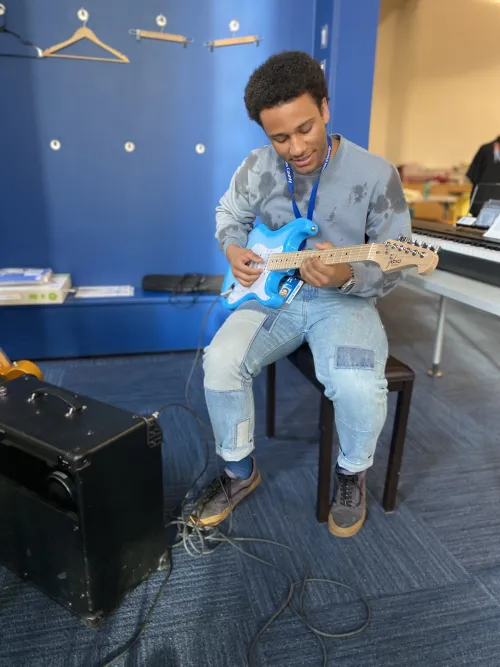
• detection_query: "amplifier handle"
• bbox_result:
[27,386,87,418]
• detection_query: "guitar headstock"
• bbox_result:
[374,236,440,275]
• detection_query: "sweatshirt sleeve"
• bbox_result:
[348,164,412,299]
[215,156,257,254]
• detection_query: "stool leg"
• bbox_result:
[317,395,334,523]
[383,380,413,512]
[266,363,276,438]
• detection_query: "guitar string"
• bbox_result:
[266,246,375,270]
[268,249,372,264]
[266,245,427,271]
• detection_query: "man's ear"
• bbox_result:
[321,98,330,124]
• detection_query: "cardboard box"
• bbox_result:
[0,274,72,306]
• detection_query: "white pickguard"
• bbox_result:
[227,242,283,305]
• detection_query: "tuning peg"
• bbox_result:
[421,242,428,249]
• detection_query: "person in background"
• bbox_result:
[466,137,500,217]
[192,51,411,538]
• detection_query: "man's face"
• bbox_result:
[260,93,330,174]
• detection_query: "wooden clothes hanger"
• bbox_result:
[205,20,261,53]
[129,14,191,48]
[206,35,261,52]
[129,29,191,47]
[43,8,129,63]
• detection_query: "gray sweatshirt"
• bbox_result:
[215,134,412,298]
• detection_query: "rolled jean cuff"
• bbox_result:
[337,453,374,474]
[216,442,255,462]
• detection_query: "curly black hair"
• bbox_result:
[244,51,328,125]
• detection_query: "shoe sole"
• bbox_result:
[328,507,366,538]
[191,472,262,528]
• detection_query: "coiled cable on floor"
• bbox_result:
[167,452,371,667]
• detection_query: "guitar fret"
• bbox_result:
[268,246,373,270]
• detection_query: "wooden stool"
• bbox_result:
[266,344,415,522]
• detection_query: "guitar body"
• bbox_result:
[0,349,44,382]
[221,218,318,310]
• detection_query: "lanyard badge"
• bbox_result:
[283,134,332,221]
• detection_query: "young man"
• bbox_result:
[193,51,411,538]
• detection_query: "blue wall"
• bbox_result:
[328,0,381,148]
[314,0,381,148]
[0,0,380,359]
[0,0,315,284]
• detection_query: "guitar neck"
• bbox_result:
[267,245,374,271]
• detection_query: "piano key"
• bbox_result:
[411,232,500,287]
[412,233,500,263]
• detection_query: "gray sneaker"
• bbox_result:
[189,458,261,528]
[328,466,367,538]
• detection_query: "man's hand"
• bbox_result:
[300,242,352,288]
[226,244,264,288]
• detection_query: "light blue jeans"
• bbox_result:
[203,285,388,473]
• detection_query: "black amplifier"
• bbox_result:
[0,375,171,626]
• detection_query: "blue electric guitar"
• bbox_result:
[221,217,439,310]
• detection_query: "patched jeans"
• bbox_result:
[203,284,389,473]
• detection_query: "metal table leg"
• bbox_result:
[427,295,447,377]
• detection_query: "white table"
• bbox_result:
[403,269,500,376]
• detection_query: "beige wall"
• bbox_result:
[369,0,500,168]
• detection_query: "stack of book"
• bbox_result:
[0,269,72,306]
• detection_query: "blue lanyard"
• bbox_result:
[284,134,332,221]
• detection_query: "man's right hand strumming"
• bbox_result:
[226,245,264,287]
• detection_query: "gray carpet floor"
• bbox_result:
[1,281,499,667]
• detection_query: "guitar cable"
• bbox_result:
[101,292,371,667]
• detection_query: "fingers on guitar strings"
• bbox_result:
[301,258,329,287]
[249,252,265,264]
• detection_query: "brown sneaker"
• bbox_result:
[328,467,367,538]
[189,458,261,528]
